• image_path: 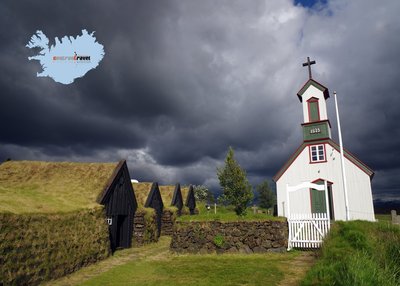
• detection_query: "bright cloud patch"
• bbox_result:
[26,29,105,84]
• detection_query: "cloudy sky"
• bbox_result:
[1,0,399,202]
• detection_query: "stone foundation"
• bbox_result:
[170,220,288,254]
[161,209,176,235]
[133,209,158,246]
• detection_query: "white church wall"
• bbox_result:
[344,159,375,221]
[276,142,375,221]
[277,147,316,217]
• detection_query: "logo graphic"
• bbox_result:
[26,29,104,85]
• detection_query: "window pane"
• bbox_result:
[311,145,325,162]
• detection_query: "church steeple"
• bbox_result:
[297,57,331,142]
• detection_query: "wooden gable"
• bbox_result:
[171,183,184,214]
[184,185,197,215]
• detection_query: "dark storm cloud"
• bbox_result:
[0,0,399,201]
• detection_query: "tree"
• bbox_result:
[206,190,215,204]
[194,185,215,204]
[193,185,209,201]
[256,180,276,209]
[217,147,253,216]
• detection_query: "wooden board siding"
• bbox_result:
[276,144,375,221]
[171,183,183,215]
[144,182,164,237]
[185,185,196,215]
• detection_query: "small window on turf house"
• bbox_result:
[310,144,325,162]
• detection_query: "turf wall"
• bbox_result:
[133,208,159,246]
[0,208,110,285]
[160,209,178,236]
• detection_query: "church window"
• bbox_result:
[307,98,320,122]
[310,144,325,162]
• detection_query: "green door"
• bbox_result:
[311,188,326,213]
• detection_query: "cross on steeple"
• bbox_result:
[302,57,316,79]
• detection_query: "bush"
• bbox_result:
[213,234,225,248]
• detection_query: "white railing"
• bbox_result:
[287,213,330,250]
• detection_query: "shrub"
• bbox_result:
[213,234,225,248]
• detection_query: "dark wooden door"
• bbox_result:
[311,188,326,213]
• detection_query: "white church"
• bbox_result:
[273,58,375,221]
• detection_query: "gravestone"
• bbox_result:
[391,210,400,224]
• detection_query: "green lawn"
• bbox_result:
[375,214,391,222]
[48,236,314,286]
[80,254,287,286]
[178,203,284,222]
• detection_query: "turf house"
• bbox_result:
[97,160,137,251]
[183,184,197,215]
[273,58,375,221]
[145,182,164,235]
[132,182,164,237]
[161,183,184,214]
[158,183,189,235]
[0,159,137,285]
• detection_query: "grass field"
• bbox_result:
[301,220,400,286]
[177,203,284,222]
[375,214,391,221]
[47,237,314,286]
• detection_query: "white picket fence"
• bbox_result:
[287,213,330,250]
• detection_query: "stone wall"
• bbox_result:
[133,208,158,246]
[391,210,400,224]
[161,209,176,236]
[170,220,288,254]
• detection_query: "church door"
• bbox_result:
[310,181,334,219]
[311,188,326,213]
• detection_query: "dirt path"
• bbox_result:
[277,251,317,286]
[42,236,171,286]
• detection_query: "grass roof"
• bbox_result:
[180,185,190,202]
[132,183,189,208]
[0,160,119,214]
[159,185,177,206]
[132,182,153,207]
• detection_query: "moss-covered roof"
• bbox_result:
[132,182,153,207]
[0,160,119,214]
[159,184,177,206]
[133,182,189,208]
[180,185,190,201]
